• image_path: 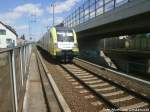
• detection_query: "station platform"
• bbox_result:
[23,52,47,112]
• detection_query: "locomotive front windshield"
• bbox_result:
[57,31,74,42]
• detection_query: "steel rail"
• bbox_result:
[74,58,150,103]
[60,64,120,110]
[36,49,71,112]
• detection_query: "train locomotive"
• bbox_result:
[38,27,79,62]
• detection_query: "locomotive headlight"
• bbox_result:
[74,43,78,48]
[55,43,61,52]
[54,43,58,48]
[73,43,79,53]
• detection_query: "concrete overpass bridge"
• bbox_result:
[63,0,150,40]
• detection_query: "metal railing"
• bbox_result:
[63,0,129,27]
[105,57,150,75]
[100,36,150,50]
[0,44,32,112]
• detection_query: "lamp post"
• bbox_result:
[51,3,56,26]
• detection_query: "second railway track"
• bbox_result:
[60,63,150,111]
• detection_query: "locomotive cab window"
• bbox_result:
[57,31,74,42]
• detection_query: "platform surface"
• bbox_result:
[23,53,47,112]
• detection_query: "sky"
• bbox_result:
[0,0,84,41]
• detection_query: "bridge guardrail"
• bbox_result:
[64,0,129,27]
[0,44,32,112]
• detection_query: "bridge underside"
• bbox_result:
[77,12,150,40]
[74,0,150,40]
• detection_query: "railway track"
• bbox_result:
[60,63,150,111]
[36,50,71,112]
